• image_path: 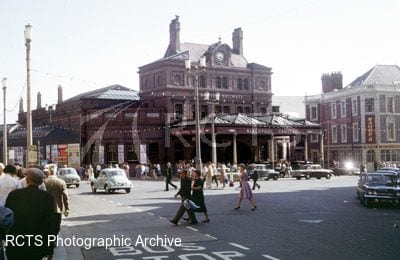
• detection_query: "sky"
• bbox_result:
[0,0,399,123]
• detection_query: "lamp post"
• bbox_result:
[204,91,220,165]
[185,56,206,171]
[2,78,7,164]
[25,24,33,167]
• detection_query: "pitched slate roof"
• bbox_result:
[348,65,400,87]
[64,85,139,102]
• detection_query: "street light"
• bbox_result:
[185,56,206,171]
[2,78,7,164]
[25,24,33,167]
[204,91,220,165]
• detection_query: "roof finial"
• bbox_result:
[218,36,221,43]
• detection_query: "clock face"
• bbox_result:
[215,52,225,63]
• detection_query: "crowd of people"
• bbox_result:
[0,163,69,260]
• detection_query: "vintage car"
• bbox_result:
[291,164,333,180]
[356,172,400,207]
[332,161,360,175]
[91,168,133,194]
[57,167,81,188]
[247,164,279,180]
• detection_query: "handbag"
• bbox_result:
[183,199,200,210]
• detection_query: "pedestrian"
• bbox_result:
[5,168,54,260]
[43,164,70,260]
[0,165,18,206]
[191,170,210,223]
[170,169,198,225]
[87,164,94,181]
[235,164,257,211]
[123,162,130,178]
[0,205,13,260]
[95,164,101,178]
[211,163,219,188]
[219,163,226,188]
[250,165,260,190]
[165,162,177,191]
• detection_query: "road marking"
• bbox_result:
[229,243,249,250]
[126,206,133,209]
[147,212,155,216]
[298,220,324,224]
[205,234,217,240]
[186,226,198,232]
[159,217,167,220]
[116,203,122,205]
[109,200,114,203]
[263,254,281,260]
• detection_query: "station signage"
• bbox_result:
[365,115,375,144]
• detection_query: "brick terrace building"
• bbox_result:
[305,65,400,170]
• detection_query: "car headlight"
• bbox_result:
[396,192,400,196]
[368,190,373,195]
[373,191,378,195]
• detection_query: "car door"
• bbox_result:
[96,171,108,188]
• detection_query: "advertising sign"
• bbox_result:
[58,144,68,167]
[365,115,375,144]
[118,145,124,164]
[68,143,81,169]
[140,144,147,164]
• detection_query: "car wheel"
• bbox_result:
[317,177,321,179]
[273,175,278,180]
[66,184,70,188]
[125,188,131,193]
[105,185,111,194]
[305,174,311,180]
[326,174,331,179]
[296,176,301,180]
[91,184,97,193]
[76,184,80,188]
[363,195,372,208]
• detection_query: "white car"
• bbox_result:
[91,168,133,194]
[57,167,81,188]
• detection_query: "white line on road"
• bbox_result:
[147,212,155,216]
[229,243,249,250]
[109,200,114,203]
[116,203,122,205]
[205,234,217,240]
[263,254,281,260]
[186,226,198,232]
[159,217,167,220]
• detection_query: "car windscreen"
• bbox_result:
[366,174,398,186]
[109,170,125,177]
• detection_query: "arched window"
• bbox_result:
[222,77,228,89]
[244,78,249,90]
[237,78,243,90]
[216,77,222,89]
[199,75,206,88]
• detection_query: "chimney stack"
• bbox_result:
[19,97,23,113]
[232,28,243,55]
[37,92,42,109]
[58,85,63,103]
[321,72,343,93]
[164,16,181,57]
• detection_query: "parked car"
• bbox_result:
[356,172,400,207]
[376,167,400,176]
[292,164,333,180]
[248,164,279,180]
[57,167,81,188]
[91,168,133,194]
[332,161,360,175]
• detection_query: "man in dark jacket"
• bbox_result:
[165,162,177,191]
[5,168,54,260]
[170,169,198,225]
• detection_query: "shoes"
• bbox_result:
[234,206,240,210]
[257,185,260,190]
[202,219,210,223]
[169,219,178,225]
[183,217,190,221]
[174,186,177,190]
[251,206,257,211]
[189,221,198,225]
